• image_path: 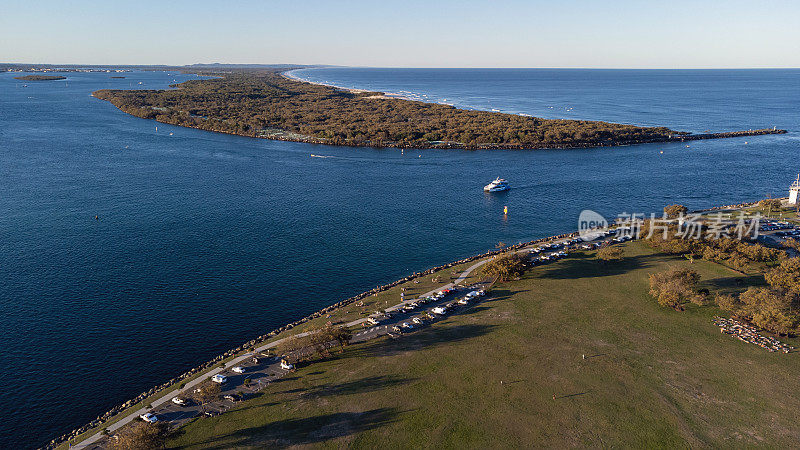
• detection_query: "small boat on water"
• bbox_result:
[484,177,510,192]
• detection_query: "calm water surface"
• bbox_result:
[1,68,798,447]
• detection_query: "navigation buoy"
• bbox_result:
[659,150,663,154]
[503,206,508,214]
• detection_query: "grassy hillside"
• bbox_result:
[168,242,800,448]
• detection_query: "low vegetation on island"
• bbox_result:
[90,70,696,150]
[14,74,67,81]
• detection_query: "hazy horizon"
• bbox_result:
[5,63,800,70]
[2,0,800,69]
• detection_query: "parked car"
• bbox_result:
[431,306,446,315]
[231,366,245,374]
[401,322,414,329]
[211,374,228,384]
[223,394,239,402]
[140,413,158,423]
[171,396,187,406]
[412,317,423,325]
[280,359,295,370]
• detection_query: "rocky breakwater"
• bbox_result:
[45,231,582,449]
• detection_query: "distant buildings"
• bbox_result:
[789,175,800,204]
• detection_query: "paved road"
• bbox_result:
[60,221,781,448]
[71,249,499,449]
[71,233,621,449]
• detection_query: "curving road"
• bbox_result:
[71,254,494,449]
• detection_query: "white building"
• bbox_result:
[790,175,800,204]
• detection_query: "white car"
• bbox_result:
[431,306,446,315]
[280,359,295,370]
[211,374,228,384]
[140,413,158,423]
[171,396,187,406]
[412,317,423,324]
[231,366,245,374]
[401,322,413,329]
[458,298,468,305]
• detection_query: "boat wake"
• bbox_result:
[310,154,335,158]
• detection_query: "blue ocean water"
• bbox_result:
[1,68,798,447]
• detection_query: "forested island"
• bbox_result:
[92,70,785,150]
[14,75,67,81]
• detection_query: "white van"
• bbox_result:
[211,374,228,384]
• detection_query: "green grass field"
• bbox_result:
[168,241,800,448]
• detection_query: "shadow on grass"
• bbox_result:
[289,375,416,399]
[534,254,652,280]
[342,323,496,359]
[181,407,401,449]
[555,391,591,400]
[702,274,766,294]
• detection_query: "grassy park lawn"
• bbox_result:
[169,241,800,448]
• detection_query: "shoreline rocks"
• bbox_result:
[44,231,581,449]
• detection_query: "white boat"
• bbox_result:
[484,177,509,192]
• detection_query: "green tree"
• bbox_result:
[648,267,703,310]
[481,253,528,281]
[739,287,799,335]
[765,257,800,296]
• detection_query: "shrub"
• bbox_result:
[782,239,800,252]
[758,198,783,212]
[714,293,740,312]
[596,246,623,261]
[765,257,800,296]
[108,421,171,450]
[648,267,702,310]
[663,204,688,219]
[739,287,799,335]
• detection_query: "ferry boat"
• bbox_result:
[484,177,509,192]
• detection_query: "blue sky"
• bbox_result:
[2,0,799,68]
